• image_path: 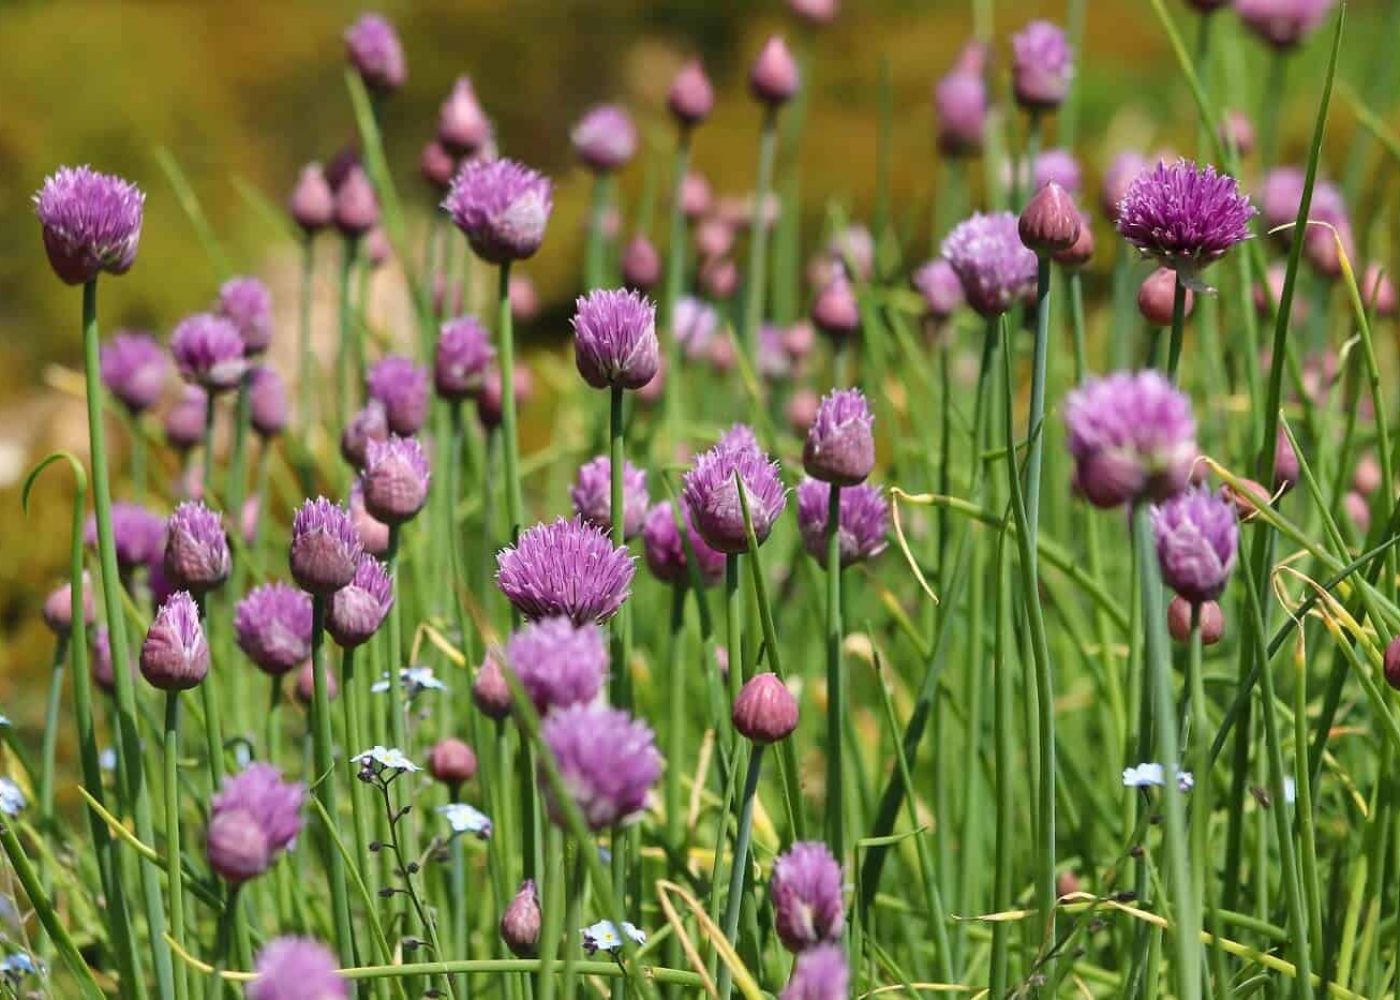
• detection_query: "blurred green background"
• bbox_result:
[0,0,1394,690]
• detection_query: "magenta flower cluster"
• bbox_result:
[1116,160,1255,274]
[496,517,635,625]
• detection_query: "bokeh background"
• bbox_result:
[0,0,1393,704]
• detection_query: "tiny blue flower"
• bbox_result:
[581,920,646,955]
[0,779,26,817]
[371,666,447,698]
[437,803,492,840]
[352,746,421,773]
[1122,762,1193,793]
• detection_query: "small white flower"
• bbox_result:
[437,803,492,840]
[0,952,38,977]
[1123,762,1193,793]
[1282,776,1297,804]
[99,748,118,772]
[352,746,421,772]
[371,666,447,698]
[581,920,646,955]
[0,778,26,817]
[0,715,11,728]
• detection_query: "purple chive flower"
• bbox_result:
[289,163,335,234]
[682,439,788,555]
[539,704,661,831]
[345,13,406,93]
[750,36,801,106]
[804,389,876,486]
[170,312,248,392]
[434,316,495,401]
[443,158,553,265]
[100,331,168,413]
[234,583,313,676]
[422,141,458,192]
[366,356,429,437]
[247,366,288,438]
[571,105,638,173]
[360,435,430,526]
[33,166,144,285]
[811,273,860,339]
[1102,151,1151,221]
[941,212,1039,317]
[668,59,716,127]
[933,41,988,157]
[621,234,662,292]
[249,937,346,1000]
[733,672,799,744]
[89,501,166,571]
[334,165,380,237]
[438,76,491,156]
[165,386,208,453]
[348,481,390,557]
[641,501,727,587]
[206,763,306,884]
[496,517,635,625]
[1034,149,1083,195]
[290,498,363,595]
[501,880,542,957]
[912,259,965,320]
[571,456,649,540]
[473,652,514,720]
[790,0,839,25]
[42,574,95,637]
[674,296,720,361]
[164,501,231,594]
[326,556,393,648]
[771,841,846,953]
[1020,182,1083,255]
[570,288,660,391]
[1011,20,1074,110]
[781,944,849,1000]
[217,276,273,355]
[796,479,889,566]
[1116,160,1255,275]
[140,592,209,691]
[506,616,608,714]
[1236,0,1337,48]
[341,401,389,469]
[1152,487,1239,605]
[1064,370,1198,509]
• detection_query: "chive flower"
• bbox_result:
[539,704,661,830]
[234,583,313,676]
[206,763,306,884]
[770,841,846,952]
[506,616,608,714]
[496,517,635,625]
[33,165,144,285]
[100,330,168,414]
[443,158,553,265]
[1116,159,1255,277]
[941,212,1039,317]
[1152,486,1239,605]
[795,479,889,566]
[682,438,789,554]
[170,312,248,392]
[140,592,209,691]
[570,288,660,391]
[249,937,346,1000]
[571,456,649,540]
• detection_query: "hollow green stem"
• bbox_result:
[497,262,524,543]
[663,129,692,453]
[824,482,845,863]
[338,235,362,428]
[716,746,764,1000]
[310,594,356,970]
[585,174,615,291]
[1166,273,1189,384]
[740,108,779,362]
[164,692,189,1000]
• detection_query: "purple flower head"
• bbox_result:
[140,592,208,691]
[289,163,335,233]
[771,841,846,952]
[935,60,988,156]
[506,616,608,713]
[327,556,393,648]
[571,456,649,540]
[571,288,660,391]
[501,880,542,957]
[572,105,638,173]
[217,276,273,355]
[341,401,389,469]
[334,165,380,237]
[668,59,716,127]
[249,937,347,1000]
[247,366,288,438]
[496,518,634,625]
[750,35,801,106]
[1064,370,1197,509]
[1236,0,1337,48]
[1116,159,1255,275]
[473,651,514,720]
[796,479,889,566]
[234,583,312,676]
[435,316,495,401]
[1020,182,1083,255]
[86,501,166,570]
[348,481,390,557]
[444,158,553,265]
[780,944,850,1000]
[913,259,965,319]
[642,501,727,587]
[539,705,661,831]
[1152,487,1239,604]
[674,296,720,361]
[1102,151,1151,221]
[811,273,860,339]
[683,439,788,554]
[170,312,247,392]
[366,356,429,436]
[33,166,144,285]
[439,76,491,156]
[42,574,96,637]
[1035,149,1083,195]
[621,234,662,291]
[100,331,168,413]
[718,422,761,457]
[790,0,839,25]
[165,386,208,452]
[421,141,457,191]
[733,672,799,744]
[207,763,306,884]
[360,435,430,526]
[345,13,406,93]
[164,501,231,594]
[1012,20,1074,110]
[290,498,362,595]
[804,389,876,485]
[941,212,1039,317]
